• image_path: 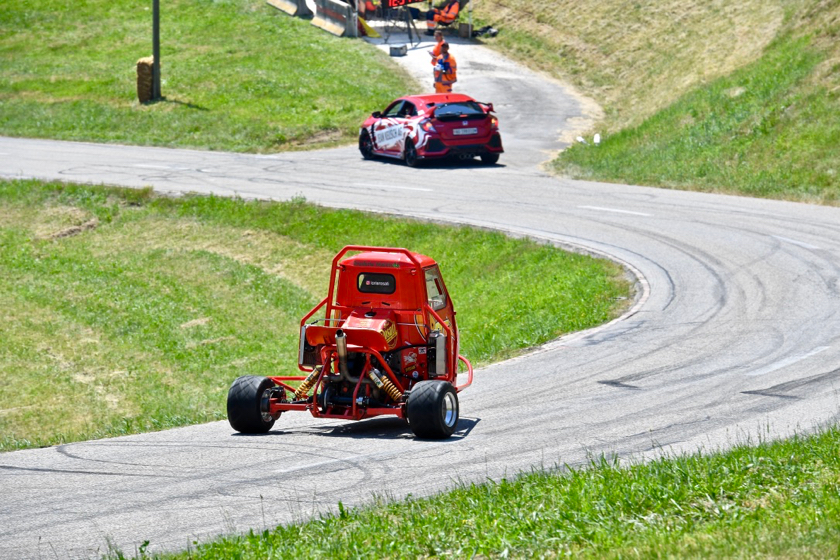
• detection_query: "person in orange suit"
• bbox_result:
[428,29,445,59]
[426,0,459,35]
[432,42,457,93]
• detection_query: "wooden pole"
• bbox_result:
[152,0,161,100]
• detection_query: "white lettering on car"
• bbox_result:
[374,119,403,147]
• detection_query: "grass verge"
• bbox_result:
[161,426,840,558]
[0,0,413,151]
[0,179,630,451]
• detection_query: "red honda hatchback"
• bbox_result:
[359,93,504,166]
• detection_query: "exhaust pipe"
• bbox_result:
[328,329,371,385]
[335,329,349,378]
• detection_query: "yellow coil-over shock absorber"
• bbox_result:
[294,366,321,399]
[368,368,403,402]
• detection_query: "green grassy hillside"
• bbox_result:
[0,0,414,151]
[473,0,840,203]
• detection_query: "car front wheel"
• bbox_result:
[359,130,374,160]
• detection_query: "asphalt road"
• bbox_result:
[2,34,840,559]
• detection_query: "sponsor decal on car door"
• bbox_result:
[374,119,403,153]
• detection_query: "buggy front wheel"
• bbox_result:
[227,375,277,434]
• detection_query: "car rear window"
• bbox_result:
[433,101,486,121]
[358,273,396,294]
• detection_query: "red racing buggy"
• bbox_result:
[226,246,473,439]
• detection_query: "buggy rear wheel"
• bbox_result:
[406,380,459,439]
[227,375,277,434]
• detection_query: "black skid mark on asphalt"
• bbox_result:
[742,367,840,399]
[260,162,307,173]
[576,320,646,346]
[598,380,641,390]
[60,164,145,179]
[54,442,216,472]
[0,464,178,478]
[740,390,800,400]
[564,231,676,313]
[213,456,377,502]
[595,321,785,387]
[58,164,210,187]
[245,173,335,188]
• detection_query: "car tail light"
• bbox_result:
[420,118,437,133]
[489,116,499,130]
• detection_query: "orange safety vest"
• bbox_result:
[438,1,459,23]
[433,53,457,92]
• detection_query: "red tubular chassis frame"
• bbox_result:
[259,246,473,424]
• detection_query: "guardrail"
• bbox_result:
[266,0,312,17]
[311,0,357,37]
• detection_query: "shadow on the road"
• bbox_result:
[233,416,480,441]
[312,416,480,440]
[316,417,412,439]
[365,157,505,170]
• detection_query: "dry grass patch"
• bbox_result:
[82,215,334,295]
[0,198,320,449]
[0,204,96,238]
[474,0,788,129]
[0,291,148,441]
